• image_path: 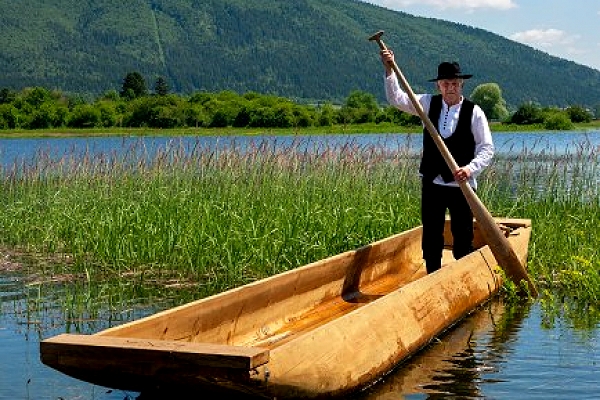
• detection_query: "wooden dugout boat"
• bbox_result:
[40,217,532,399]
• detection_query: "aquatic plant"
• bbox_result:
[0,135,598,328]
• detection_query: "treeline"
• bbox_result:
[0,82,422,130]
[0,80,594,131]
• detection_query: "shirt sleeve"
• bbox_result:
[384,73,431,116]
[467,105,494,178]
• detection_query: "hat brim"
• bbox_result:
[428,74,473,82]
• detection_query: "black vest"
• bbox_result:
[419,94,475,183]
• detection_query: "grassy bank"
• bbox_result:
[1,120,600,138]
[0,137,598,328]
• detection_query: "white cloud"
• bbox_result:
[373,0,516,10]
[509,29,577,49]
[509,29,592,64]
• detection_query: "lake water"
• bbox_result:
[0,130,599,399]
[1,130,599,169]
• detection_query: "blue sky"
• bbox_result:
[363,0,600,72]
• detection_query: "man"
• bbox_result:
[380,50,494,274]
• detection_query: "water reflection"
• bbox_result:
[353,299,530,399]
[1,263,599,399]
[0,275,25,302]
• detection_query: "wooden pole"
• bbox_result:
[369,30,537,297]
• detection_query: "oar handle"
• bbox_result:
[369,31,538,297]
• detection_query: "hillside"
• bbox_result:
[1,0,600,109]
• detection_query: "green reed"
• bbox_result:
[0,138,422,292]
[479,137,599,323]
[1,136,599,327]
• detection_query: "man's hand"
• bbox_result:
[454,166,472,182]
[380,49,395,76]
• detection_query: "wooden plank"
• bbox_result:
[258,244,505,397]
[41,334,269,370]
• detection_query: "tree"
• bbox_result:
[100,89,120,101]
[377,106,421,126]
[543,111,573,130]
[316,103,336,126]
[120,72,147,100]
[565,105,592,123]
[0,104,19,128]
[470,83,508,121]
[0,88,16,104]
[340,90,379,124]
[509,102,544,125]
[154,76,169,96]
[23,87,53,107]
[68,104,102,128]
[29,103,63,129]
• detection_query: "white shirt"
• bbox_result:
[384,73,494,189]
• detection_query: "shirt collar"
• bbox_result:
[442,96,464,110]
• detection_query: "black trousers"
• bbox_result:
[421,179,474,274]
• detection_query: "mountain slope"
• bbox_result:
[1,0,599,109]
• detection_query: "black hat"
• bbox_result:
[428,62,473,82]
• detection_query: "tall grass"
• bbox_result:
[479,137,600,325]
[1,136,598,327]
[0,138,422,292]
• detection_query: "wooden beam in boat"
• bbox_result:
[41,334,269,370]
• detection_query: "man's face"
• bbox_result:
[437,78,463,106]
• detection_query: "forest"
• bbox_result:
[1,0,600,110]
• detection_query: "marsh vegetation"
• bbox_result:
[0,135,598,333]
